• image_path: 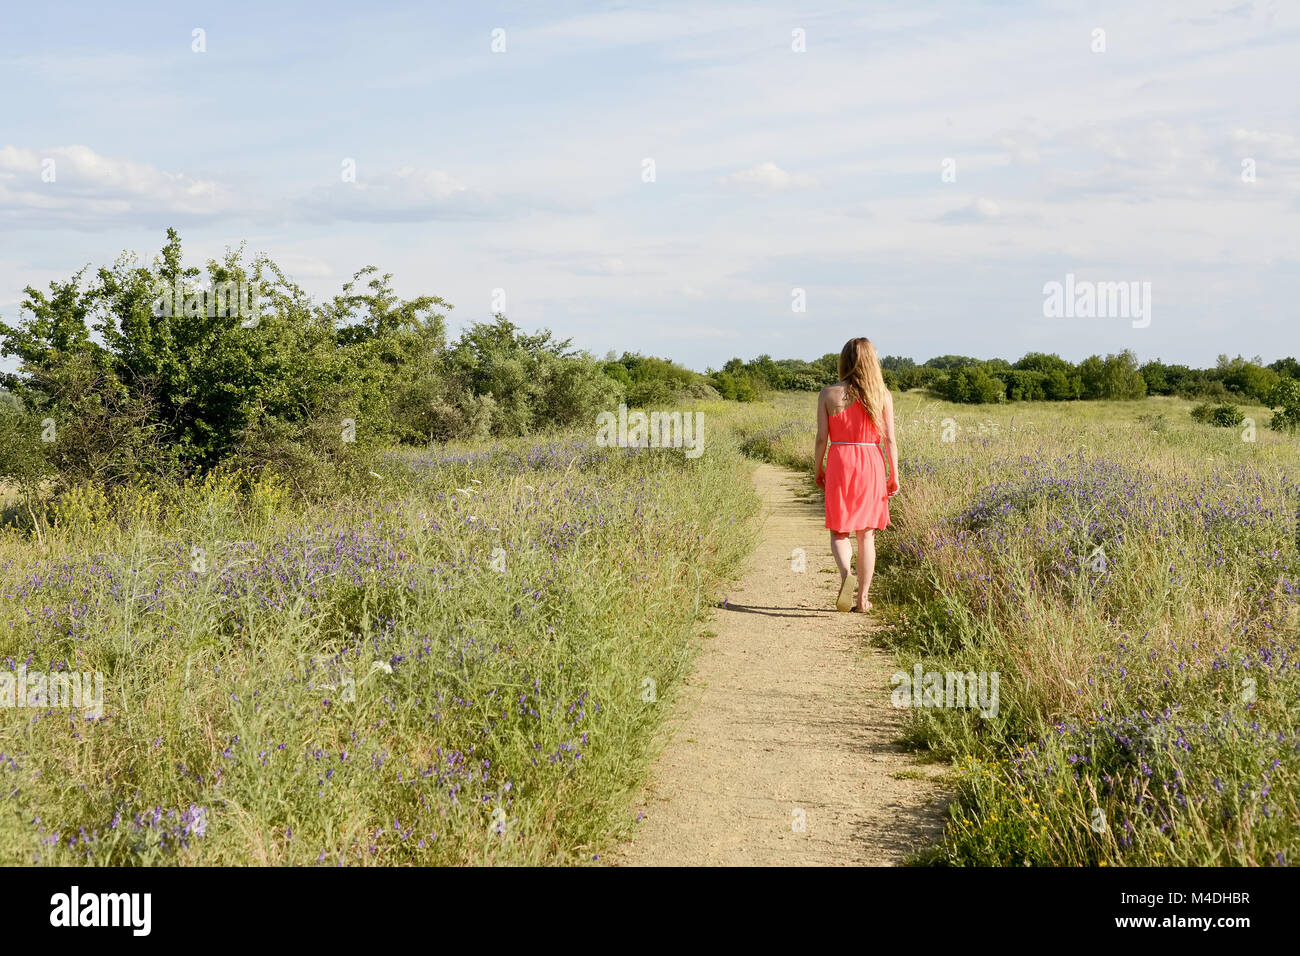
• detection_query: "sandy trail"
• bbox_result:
[614,464,948,866]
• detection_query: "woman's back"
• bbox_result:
[826,396,881,444]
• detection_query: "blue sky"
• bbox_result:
[1,0,1297,371]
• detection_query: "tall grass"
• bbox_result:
[710,391,1300,866]
[891,395,1297,865]
[8,387,1292,867]
[0,423,757,865]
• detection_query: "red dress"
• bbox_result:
[825,400,890,532]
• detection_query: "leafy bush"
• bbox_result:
[1211,404,1244,427]
[0,403,55,541]
[711,369,761,402]
[1269,379,1300,433]
[0,233,628,497]
[600,352,714,406]
[706,353,840,395]
[1191,402,1244,428]
[449,315,621,434]
[1001,369,1047,401]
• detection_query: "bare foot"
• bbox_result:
[835,574,854,613]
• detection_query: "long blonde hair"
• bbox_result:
[838,337,889,429]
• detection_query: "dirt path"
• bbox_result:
[613,464,948,866]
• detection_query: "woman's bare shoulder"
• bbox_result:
[819,382,850,416]
[820,382,848,400]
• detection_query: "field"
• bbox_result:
[748,391,1300,866]
[0,423,757,864]
[2,393,1297,866]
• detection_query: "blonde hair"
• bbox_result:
[838,337,889,429]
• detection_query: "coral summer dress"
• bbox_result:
[825,400,891,533]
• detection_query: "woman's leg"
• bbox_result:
[829,531,853,583]
[830,530,855,611]
[855,529,875,610]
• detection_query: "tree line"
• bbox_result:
[4,229,1298,503]
[714,349,1300,411]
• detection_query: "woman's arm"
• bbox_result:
[883,391,900,495]
[814,389,829,488]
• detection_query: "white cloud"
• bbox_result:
[719,161,818,191]
[0,144,243,227]
[307,164,503,223]
[938,198,1001,223]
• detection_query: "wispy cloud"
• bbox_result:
[305,165,506,223]
[719,161,819,191]
[937,198,1001,223]
[0,144,244,228]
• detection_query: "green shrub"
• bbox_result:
[1191,402,1243,428]
[1269,379,1300,433]
[711,370,760,402]
[1210,403,1244,427]
[0,404,55,541]
[448,315,622,434]
[0,235,629,493]
[603,352,712,406]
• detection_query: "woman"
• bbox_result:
[814,338,899,612]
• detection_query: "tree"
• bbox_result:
[0,404,55,546]
[880,355,916,373]
[1140,360,1171,395]
[1268,357,1300,380]
[1001,369,1047,401]
[1216,354,1279,404]
[926,355,983,371]
[940,365,1002,403]
[1080,351,1145,400]
[1014,352,1074,376]
[1269,379,1300,433]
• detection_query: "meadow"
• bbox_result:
[3,390,1296,867]
[0,418,757,865]
[745,391,1300,867]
